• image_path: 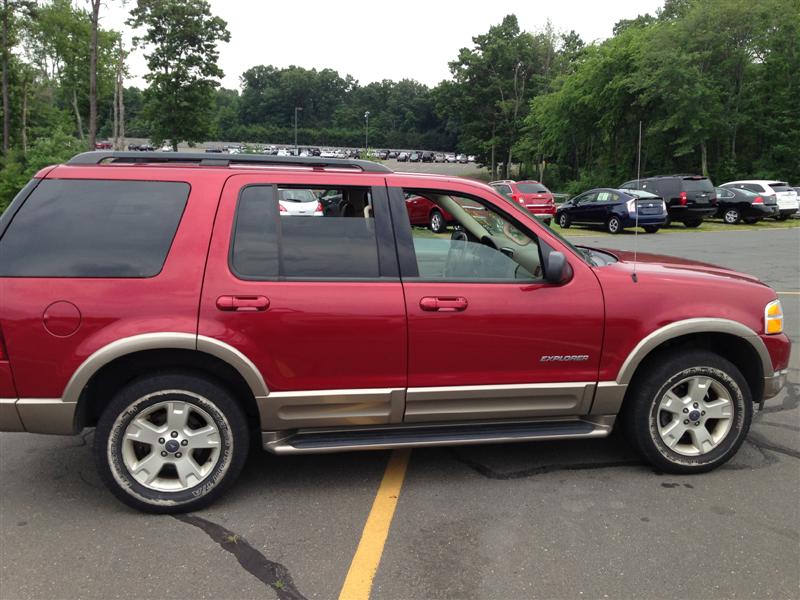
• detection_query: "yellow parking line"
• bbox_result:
[338,449,411,600]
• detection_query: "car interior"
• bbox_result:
[406,191,543,281]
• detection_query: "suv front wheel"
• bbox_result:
[623,350,751,473]
[94,372,249,513]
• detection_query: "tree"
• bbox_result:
[128,0,230,150]
[87,0,100,149]
[439,15,556,177]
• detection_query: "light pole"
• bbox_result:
[364,111,370,151]
[294,106,303,153]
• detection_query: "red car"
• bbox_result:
[0,151,790,513]
[490,179,557,224]
[94,140,113,150]
[405,192,455,233]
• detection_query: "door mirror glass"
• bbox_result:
[545,251,572,284]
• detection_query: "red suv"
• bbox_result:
[0,152,790,513]
[490,180,557,224]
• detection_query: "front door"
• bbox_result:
[199,173,407,430]
[387,178,605,423]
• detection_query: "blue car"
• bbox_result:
[556,188,667,234]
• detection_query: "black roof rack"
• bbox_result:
[67,151,393,173]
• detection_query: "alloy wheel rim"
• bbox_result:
[655,375,734,456]
[120,396,223,492]
[432,213,442,230]
[609,219,619,232]
[725,210,738,223]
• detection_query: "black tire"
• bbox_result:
[622,350,752,474]
[429,209,447,233]
[722,208,740,224]
[643,225,660,234]
[684,220,702,228]
[606,215,622,234]
[776,214,790,221]
[558,212,571,229]
[743,217,759,225]
[94,372,250,513]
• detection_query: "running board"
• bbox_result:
[263,419,613,454]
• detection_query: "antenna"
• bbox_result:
[632,120,642,283]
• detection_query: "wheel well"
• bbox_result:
[625,332,764,403]
[75,349,260,429]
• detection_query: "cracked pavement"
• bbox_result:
[1,228,798,599]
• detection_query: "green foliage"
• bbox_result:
[524,0,800,189]
[127,0,230,149]
[0,127,82,212]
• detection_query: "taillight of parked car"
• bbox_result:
[626,199,637,214]
[680,191,688,205]
[279,204,287,212]
[316,201,324,212]
[753,196,764,204]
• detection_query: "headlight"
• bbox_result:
[765,299,783,334]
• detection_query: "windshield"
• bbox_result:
[279,188,317,203]
[682,178,714,193]
[517,183,549,193]
[498,195,589,264]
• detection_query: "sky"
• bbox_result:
[102,0,665,90]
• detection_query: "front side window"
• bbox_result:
[0,179,189,277]
[403,190,543,282]
[231,185,379,280]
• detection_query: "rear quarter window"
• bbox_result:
[0,179,189,277]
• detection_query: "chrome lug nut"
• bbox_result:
[170,431,178,438]
[160,451,168,457]
[683,408,689,413]
[158,437,165,444]
[701,411,706,416]
[175,452,182,458]
[181,439,188,446]
[693,403,699,408]
[684,419,690,424]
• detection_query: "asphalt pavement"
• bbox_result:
[1,227,798,600]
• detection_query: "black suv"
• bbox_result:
[619,175,717,227]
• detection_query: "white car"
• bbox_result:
[721,180,799,220]
[276,148,290,157]
[159,143,173,152]
[278,188,323,216]
[445,153,457,163]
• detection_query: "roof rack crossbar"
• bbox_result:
[67,151,393,173]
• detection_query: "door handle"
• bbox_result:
[419,296,468,312]
[216,295,270,312]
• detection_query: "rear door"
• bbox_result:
[682,176,715,207]
[199,173,407,430]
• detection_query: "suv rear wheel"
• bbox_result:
[623,350,751,473]
[94,372,249,513]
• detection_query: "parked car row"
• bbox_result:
[554,175,798,234]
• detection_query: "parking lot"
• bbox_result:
[1,227,797,600]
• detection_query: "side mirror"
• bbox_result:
[545,251,573,284]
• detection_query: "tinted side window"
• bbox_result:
[0,179,189,277]
[231,185,380,280]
